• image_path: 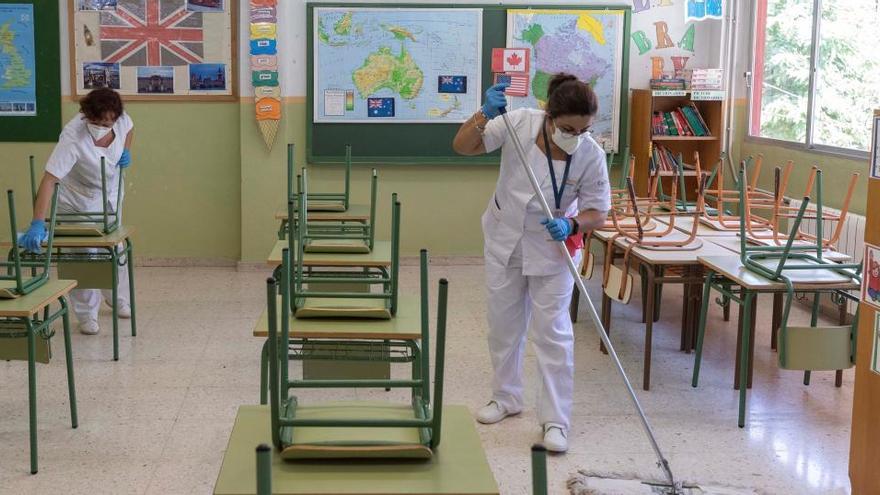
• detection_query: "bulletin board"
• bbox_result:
[306,3,632,165]
[68,0,237,100]
[0,0,61,142]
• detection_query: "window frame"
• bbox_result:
[747,0,870,160]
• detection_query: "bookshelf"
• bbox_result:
[630,89,725,196]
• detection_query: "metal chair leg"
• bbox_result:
[61,297,78,428]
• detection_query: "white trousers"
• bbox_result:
[485,248,575,429]
[69,248,130,323]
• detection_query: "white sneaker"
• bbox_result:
[78,320,100,335]
[475,401,520,425]
[104,298,131,319]
[543,423,568,453]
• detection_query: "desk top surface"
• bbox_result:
[592,230,736,265]
[698,255,860,290]
[654,215,741,238]
[0,279,77,317]
[213,405,499,495]
[1,226,135,248]
[268,240,392,268]
[253,295,421,339]
[275,204,372,221]
[707,237,852,262]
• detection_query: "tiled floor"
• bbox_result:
[0,265,854,494]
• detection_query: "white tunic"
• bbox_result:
[481,108,611,276]
[45,112,133,211]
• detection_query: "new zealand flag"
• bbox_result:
[367,97,395,118]
[438,75,467,94]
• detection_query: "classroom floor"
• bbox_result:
[0,264,853,495]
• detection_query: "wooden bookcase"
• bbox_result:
[629,89,725,196]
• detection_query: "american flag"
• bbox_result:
[495,73,529,97]
[100,0,204,66]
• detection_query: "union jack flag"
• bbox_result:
[367,97,394,117]
[100,0,204,66]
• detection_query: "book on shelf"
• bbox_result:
[652,104,711,138]
[649,78,687,90]
[650,143,697,174]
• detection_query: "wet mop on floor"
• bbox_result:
[567,471,763,495]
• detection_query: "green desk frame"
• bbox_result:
[0,279,78,474]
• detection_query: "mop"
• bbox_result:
[497,108,760,495]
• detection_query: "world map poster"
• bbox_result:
[506,9,625,152]
[0,3,36,116]
[313,7,482,123]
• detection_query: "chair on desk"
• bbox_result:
[293,167,378,254]
[1,187,59,298]
[692,165,862,427]
[287,188,399,319]
[0,187,78,474]
[29,156,123,237]
[266,248,448,460]
[700,154,776,232]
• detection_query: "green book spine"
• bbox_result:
[663,113,679,136]
[682,107,705,136]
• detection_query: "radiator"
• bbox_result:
[788,199,866,314]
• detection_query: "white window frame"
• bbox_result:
[746,0,870,160]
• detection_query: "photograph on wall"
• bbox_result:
[137,66,173,93]
[187,0,223,13]
[0,3,37,116]
[80,0,117,11]
[312,7,482,123]
[71,0,235,99]
[863,244,880,310]
[83,62,120,89]
[871,115,880,179]
[189,63,226,90]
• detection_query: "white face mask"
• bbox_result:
[86,122,112,142]
[551,126,583,155]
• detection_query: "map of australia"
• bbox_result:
[314,8,482,123]
[0,4,36,115]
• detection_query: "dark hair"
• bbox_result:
[79,88,123,121]
[545,73,598,118]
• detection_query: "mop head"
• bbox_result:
[568,470,764,495]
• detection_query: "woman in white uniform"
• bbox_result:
[452,73,611,453]
[20,88,134,336]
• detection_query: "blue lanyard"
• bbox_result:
[542,119,572,211]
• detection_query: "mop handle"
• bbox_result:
[498,109,677,489]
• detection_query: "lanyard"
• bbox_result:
[541,118,572,211]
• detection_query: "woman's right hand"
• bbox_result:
[481,83,509,119]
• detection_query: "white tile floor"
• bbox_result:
[0,265,854,494]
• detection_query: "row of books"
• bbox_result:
[650,144,684,173]
[649,78,687,90]
[652,104,711,137]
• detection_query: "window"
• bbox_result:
[750,0,880,154]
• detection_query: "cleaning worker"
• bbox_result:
[452,73,611,453]
[20,87,134,336]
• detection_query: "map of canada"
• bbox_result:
[314,8,482,123]
[0,4,36,115]
[507,10,625,151]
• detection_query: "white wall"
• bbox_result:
[238,0,723,98]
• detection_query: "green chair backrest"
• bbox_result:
[1,185,60,298]
[30,155,122,235]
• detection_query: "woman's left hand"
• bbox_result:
[541,217,572,241]
[117,148,131,168]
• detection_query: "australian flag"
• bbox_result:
[438,75,467,94]
[367,97,395,118]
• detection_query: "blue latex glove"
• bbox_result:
[481,82,509,119]
[20,220,46,253]
[117,148,131,169]
[541,217,572,241]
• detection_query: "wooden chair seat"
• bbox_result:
[778,325,854,371]
[294,297,392,319]
[304,238,371,254]
[53,224,106,237]
[0,280,23,299]
[301,200,346,212]
[280,401,432,460]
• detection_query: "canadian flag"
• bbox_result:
[491,48,530,74]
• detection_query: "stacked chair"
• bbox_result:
[1,186,78,474]
[266,246,448,459]
[692,163,862,426]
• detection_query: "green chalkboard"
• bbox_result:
[306,3,631,165]
[0,0,61,142]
